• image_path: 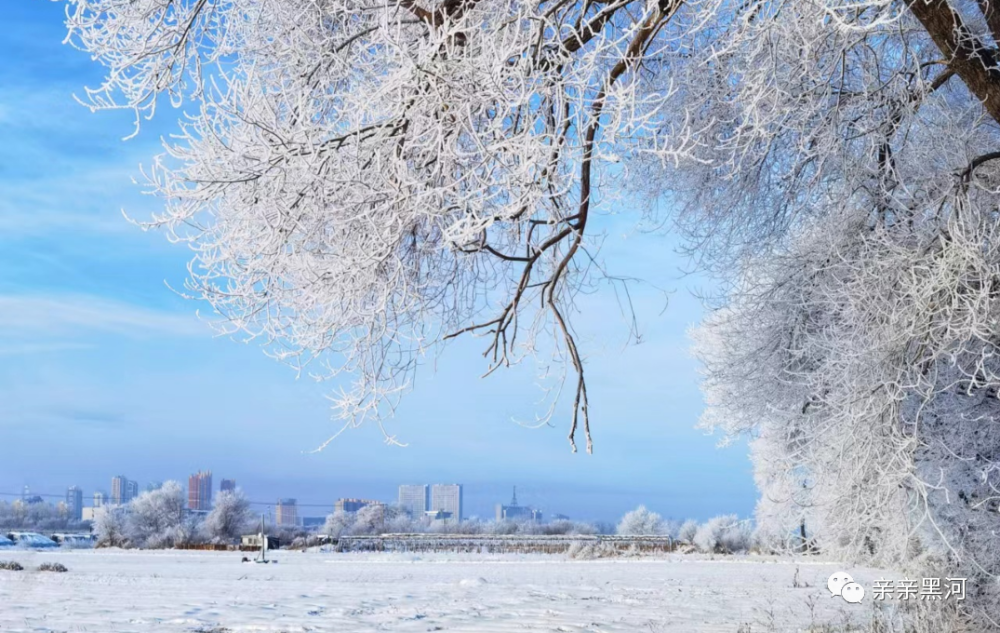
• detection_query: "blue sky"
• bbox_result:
[0,2,756,523]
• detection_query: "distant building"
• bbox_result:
[188,471,213,511]
[241,534,280,550]
[276,499,298,526]
[335,498,380,514]
[66,486,83,521]
[495,487,542,523]
[430,484,463,522]
[301,516,326,529]
[552,513,570,521]
[111,476,138,505]
[398,485,429,516]
[93,492,106,508]
[220,479,237,494]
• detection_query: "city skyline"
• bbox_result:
[1,476,663,523]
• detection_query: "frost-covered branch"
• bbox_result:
[65,0,690,451]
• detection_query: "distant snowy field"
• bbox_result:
[0,549,888,632]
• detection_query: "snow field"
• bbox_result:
[0,549,887,632]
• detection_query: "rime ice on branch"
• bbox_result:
[64,0,691,452]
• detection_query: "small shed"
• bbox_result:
[240,534,280,550]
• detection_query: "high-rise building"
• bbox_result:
[111,476,138,505]
[220,479,237,494]
[188,470,213,511]
[398,485,429,516]
[93,492,106,508]
[430,484,463,522]
[66,486,83,521]
[276,499,298,526]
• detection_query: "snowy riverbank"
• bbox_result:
[0,548,890,632]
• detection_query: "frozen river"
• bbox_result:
[0,549,885,632]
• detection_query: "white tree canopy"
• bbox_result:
[615,505,663,535]
[65,0,695,452]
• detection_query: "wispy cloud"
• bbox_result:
[0,294,206,341]
[0,342,95,357]
[45,405,127,428]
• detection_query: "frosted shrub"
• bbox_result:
[677,520,698,545]
[719,520,752,554]
[693,515,749,554]
[616,506,664,536]
[37,562,68,573]
[567,541,616,560]
[0,561,23,571]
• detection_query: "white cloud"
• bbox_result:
[0,342,95,357]
[0,294,206,341]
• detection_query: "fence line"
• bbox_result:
[334,534,675,554]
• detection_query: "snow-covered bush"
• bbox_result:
[693,515,750,554]
[0,561,24,571]
[567,541,617,560]
[616,506,663,536]
[38,562,68,573]
[677,520,698,545]
[719,520,752,554]
[203,490,253,544]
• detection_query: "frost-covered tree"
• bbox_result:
[676,1,1000,625]
[322,510,355,539]
[126,480,189,548]
[64,0,691,452]
[616,505,663,536]
[93,506,130,548]
[350,503,391,535]
[203,490,253,543]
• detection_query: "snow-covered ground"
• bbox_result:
[0,549,887,632]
